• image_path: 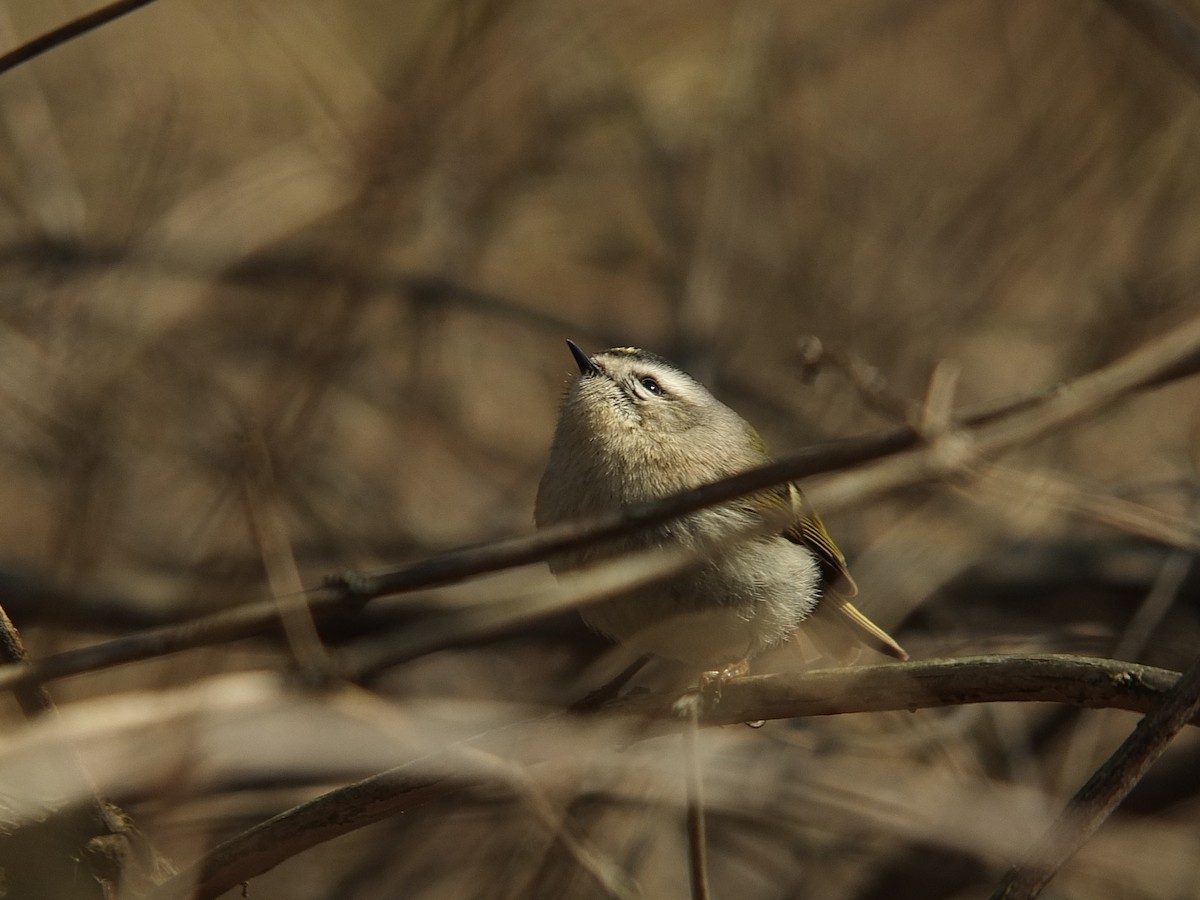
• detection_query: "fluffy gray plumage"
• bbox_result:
[536,342,907,668]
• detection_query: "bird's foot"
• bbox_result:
[698,658,750,707]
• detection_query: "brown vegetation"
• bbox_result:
[0,2,1199,898]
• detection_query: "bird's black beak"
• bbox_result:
[566,340,601,376]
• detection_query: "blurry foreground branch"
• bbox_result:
[0,311,1198,696]
[140,653,1189,900]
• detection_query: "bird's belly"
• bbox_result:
[579,541,821,667]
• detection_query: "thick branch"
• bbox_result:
[145,654,1186,900]
[623,654,1191,727]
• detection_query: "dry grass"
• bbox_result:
[1,1,1199,898]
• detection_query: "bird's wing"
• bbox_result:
[780,483,857,595]
[781,483,908,661]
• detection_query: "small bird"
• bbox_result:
[536,341,906,676]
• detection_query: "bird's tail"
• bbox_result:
[801,592,908,662]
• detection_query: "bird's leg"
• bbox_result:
[698,657,750,706]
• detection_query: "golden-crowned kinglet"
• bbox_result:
[536,341,907,670]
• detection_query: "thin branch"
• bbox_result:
[1,312,1198,696]
[139,654,1189,900]
[982,465,1200,552]
[242,431,333,678]
[146,759,465,900]
[683,698,712,900]
[918,359,962,436]
[1112,547,1195,661]
[339,520,788,680]
[148,740,637,900]
[991,653,1200,898]
[0,236,615,348]
[459,746,638,900]
[808,312,1200,513]
[797,335,919,423]
[570,654,651,713]
[0,0,161,77]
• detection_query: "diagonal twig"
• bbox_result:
[990,652,1200,898]
[0,0,161,77]
[0,312,1197,696]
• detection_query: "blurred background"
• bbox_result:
[0,1,1199,898]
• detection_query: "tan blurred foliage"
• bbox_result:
[0,1,1199,898]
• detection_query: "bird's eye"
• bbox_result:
[639,376,663,395]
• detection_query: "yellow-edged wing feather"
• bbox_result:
[781,483,908,660]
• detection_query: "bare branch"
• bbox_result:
[146,759,465,900]
[241,432,333,678]
[0,0,161,77]
[991,652,1200,898]
[981,465,1200,553]
[682,697,711,900]
[139,654,1190,900]
[620,654,1193,728]
[1,312,1197,696]
[809,312,1200,513]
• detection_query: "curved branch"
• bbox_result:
[146,762,466,900]
[147,654,1187,900]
